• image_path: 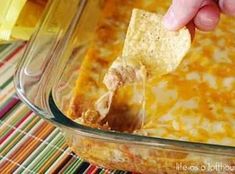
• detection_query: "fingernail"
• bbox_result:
[163,7,178,30]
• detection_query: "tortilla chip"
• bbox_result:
[98,8,191,120]
[122,8,191,77]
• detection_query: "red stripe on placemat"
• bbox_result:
[0,42,26,68]
[0,110,32,145]
[0,98,20,119]
[86,165,98,174]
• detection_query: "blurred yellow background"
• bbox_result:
[0,0,47,42]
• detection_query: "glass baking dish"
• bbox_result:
[14,0,235,173]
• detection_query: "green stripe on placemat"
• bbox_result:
[0,44,10,53]
[0,42,133,174]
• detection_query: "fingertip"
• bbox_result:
[163,0,204,31]
[194,5,220,31]
[219,0,235,16]
[163,7,179,30]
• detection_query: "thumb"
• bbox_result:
[163,0,204,30]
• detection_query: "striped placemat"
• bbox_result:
[0,42,132,174]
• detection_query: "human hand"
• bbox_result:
[163,0,235,35]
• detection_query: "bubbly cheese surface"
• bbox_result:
[68,0,235,147]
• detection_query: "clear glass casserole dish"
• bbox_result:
[15,0,235,173]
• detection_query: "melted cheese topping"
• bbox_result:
[68,0,235,147]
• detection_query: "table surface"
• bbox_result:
[0,42,132,174]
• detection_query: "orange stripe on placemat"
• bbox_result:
[0,116,40,156]
[37,144,68,173]
[0,122,54,173]
[85,165,99,174]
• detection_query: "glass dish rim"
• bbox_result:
[14,79,235,155]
